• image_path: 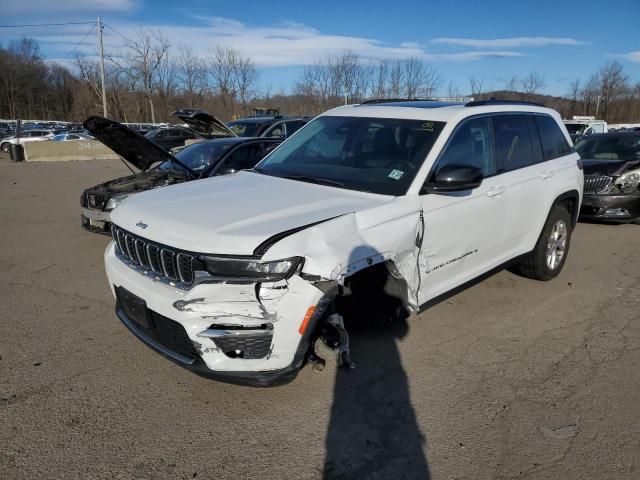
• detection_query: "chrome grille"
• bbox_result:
[111,225,194,287]
[584,175,613,193]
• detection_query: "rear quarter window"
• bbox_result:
[535,115,572,160]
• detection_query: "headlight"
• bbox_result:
[105,195,128,211]
[615,168,640,193]
[200,256,303,282]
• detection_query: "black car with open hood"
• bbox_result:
[80,114,282,234]
[577,132,640,223]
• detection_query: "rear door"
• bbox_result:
[491,114,547,257]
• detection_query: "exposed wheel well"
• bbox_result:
[337,261,410,325]
[554,190,580,228]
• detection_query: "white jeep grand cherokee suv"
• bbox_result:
[104,99,583,386]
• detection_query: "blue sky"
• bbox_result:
[1,0,639,96]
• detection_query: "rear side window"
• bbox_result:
[534,115,572,160]
[493,115,535,173]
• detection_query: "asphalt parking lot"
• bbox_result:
[1,154,639,480]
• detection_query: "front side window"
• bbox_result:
[535,115,572,160]
[255,116,445,196]
[493,115,535,173]
[432,117,495,176]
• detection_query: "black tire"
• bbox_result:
[512,204,572,281]
[1,143,9,153]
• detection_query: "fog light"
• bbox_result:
[604,208,629,217]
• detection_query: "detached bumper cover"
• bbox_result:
[115,303,321,386]
[579,192,640,222]
[104,243,326,386]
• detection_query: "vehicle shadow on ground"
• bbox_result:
[323,252,431,479]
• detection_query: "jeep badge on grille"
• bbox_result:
[136,221,148,229]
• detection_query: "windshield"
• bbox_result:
[158,140,233,173]
[575,136,640,161]
[227,121,260,137]
[254,116,445,195]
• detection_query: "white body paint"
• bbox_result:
[105,102,583,378]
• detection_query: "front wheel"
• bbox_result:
[1,143,9,152]
[512,204,572,281]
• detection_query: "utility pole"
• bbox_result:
[97,17,108,118]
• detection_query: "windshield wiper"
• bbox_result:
[280,175,345,188]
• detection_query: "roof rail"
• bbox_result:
[360,98,436,105]
[464,99,544,108]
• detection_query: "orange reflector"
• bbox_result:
[298,305,316,335]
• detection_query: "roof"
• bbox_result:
[323,100,559,124]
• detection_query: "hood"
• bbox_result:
[84,116,181,171]
[171,109,236,138]
[110,171,393,255]
[582,158,640,177]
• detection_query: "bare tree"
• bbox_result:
[372,59,390,98]
[521,72,546,99]
[597,61,628,121]
[568,78,581,117]
[388,61,403,98]
[123,29,171,122]
[468,75,484,98]
[233,54,258,115]
[504,75,519,92]
[177,46,205,107]
[580,73,599,116]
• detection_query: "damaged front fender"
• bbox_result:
[261,195,424,309]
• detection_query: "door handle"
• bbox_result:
[541,171,554,180]
[486,186,505,197]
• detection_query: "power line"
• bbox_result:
[61,23,96,60]
[0,22,95,28]
[104,24,135,44]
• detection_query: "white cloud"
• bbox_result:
[2,16,525,67]
[433,36,586,48]
[94,17,523,66]
[617,51,640,63]
[1,0,137,14]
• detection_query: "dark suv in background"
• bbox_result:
[227,115,309,139]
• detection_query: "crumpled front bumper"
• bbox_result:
[580,192,640,223]
[104,243,326,386]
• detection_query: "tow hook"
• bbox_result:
[311,313,355,371]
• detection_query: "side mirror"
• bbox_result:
[422,164,484,193]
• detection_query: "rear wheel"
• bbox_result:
[512,204,572,281]
[1,143,9,152]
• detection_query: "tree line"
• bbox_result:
[1,34,639,124]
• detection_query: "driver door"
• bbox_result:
[418,115,509,302]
